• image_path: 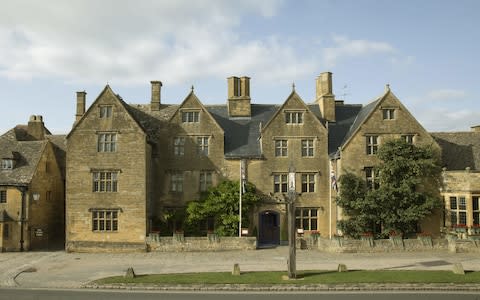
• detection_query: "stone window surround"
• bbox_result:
[170,171,184,192]
[181,109,200,123]
[382,108,395,120]
[97,132,117,152]
[99,105,113,118]
[173,137,185,156]
[474,196,480,225]
[92,170,119,192]
[91,208,120,232]
[196,136,209,156]
[284,110,304,124]
[274,139,288,157]
[301,173,315,193]
[273,173,288,193]
[401,134,415,144]
[301,139,315,157]
[364,167,379,190]
[365,135,379,155]
[450,196,467,226]
[295,207,318,231]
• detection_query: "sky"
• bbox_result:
[0,0,479,134]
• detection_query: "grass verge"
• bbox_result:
[94,270,480,285]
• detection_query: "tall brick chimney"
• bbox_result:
[227,76,251,118]
[75,91,86,123]
[316,72,335,122]
[27,115,46,140]
[151,81,162,111]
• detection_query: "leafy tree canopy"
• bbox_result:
[337,139,442,238]
[186,180,260,236]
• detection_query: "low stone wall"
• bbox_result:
[146,234,257,252]
[313,237,450,253]
[66,241,147,253]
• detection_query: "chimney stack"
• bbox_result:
[316,72,336,122]
[27,115,46,140]
[227,76,251,118]
[150,81,162,111]
[76,91,86,123]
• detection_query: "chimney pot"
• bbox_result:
[27,115,46,140]
[76,91,86,122]
[316,72,336,122]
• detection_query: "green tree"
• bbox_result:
[337,139,442,238]
[186,180,260,236]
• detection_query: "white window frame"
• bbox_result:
[171,172,184,192]
[366,135,378,155]
[1,159,13,170]
[275,140,288,157]
[450,196,467,226]
[382,108,395,120]
[199,171,213,192]
[93,171,118,192]
[301,139,314,157]
[295,208,318,231]
[100,105,113,118]
[98,133,117,152]
[173,137,185,156]
[301,173,315,193]
[92,209,118,232]
[285,111,303,124]
[273,174,288,193]
[197,136,209,156]
[182,111,200,123]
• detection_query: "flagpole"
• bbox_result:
[239,160,242,237]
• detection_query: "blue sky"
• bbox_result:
[0,0,479,134]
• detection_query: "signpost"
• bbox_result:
[287,164,297,279]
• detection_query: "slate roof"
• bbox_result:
[206,104,279,158]
[0,130,47,185]
[328,103,363,156]
[431,132,480,170]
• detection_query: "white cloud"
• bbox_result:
[0,0,313,86]
[418,108,480,132]
[323,35,396,67]
[426,89,467,101]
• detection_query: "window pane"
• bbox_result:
[450,197,457,209]
[473,197,479,211]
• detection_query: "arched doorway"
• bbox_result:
[258,210,280,245]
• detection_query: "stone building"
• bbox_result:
[432,127,480,234]
[65,72,447,251]
[0,116,65,251]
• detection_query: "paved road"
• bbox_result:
[0,289,479,300]
[1,247,480,288]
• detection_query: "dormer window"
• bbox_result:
[1,159,13,170]
[285,111,303,124]
[100,105,113,118]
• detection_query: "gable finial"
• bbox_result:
[191,85,194,92]
[292,82,296,92]
[385,84,390,92]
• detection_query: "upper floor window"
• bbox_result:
[295,208,318,231]
[301,174,315,193]
[171,172,184,192]
[100,105,113,118]
[275,140,288,157]
[92,209,118,232]
[366,135,378,155]
[199,171,213,192]
[0,190,6,203]
[450,196,467,226]
[182,111,200,123]
[197,137,209,156]
[1,159,13,170]
[98,133,117,152]
[285,111,303,124]
[382,108,395,120]
[402,134,414,144]
[301,139,314,157]
[173,137,185,156]
[93,171,118,192]
[365,167,379,190]
[273,174,288,193]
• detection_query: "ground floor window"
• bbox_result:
[450,196,467,226]
[92,209,118,232]
[473,196,480,225]
[295,207,318,231]
[0,190,6,203]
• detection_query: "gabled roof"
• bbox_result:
[67,85,148,139]
[431,131,480,171]
[339,92,385,150]
[327,103,363,155]
[0,130,47,186]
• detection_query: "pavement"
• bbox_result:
[1,247,480,290]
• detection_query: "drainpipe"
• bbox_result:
[17,186,27,251]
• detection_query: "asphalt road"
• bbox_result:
[1,289,479,300]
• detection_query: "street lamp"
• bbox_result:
[287,164,297,279]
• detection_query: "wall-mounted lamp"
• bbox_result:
[32,192,40,201]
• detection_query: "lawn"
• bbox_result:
[94,270,480,285]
